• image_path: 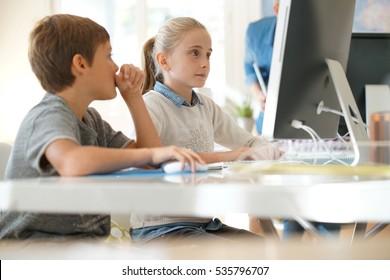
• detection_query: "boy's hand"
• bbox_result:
[115,64,145,98]
[149,146,205,172]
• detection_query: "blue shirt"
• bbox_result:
[244,16,277,87]
[154,81,203,107]
[244,16,277,134]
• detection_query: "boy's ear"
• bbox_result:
[71,54,88,74]
[156,52,170,71]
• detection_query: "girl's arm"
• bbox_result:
[199,145,283,164]
[204,96,282,161]
[198,147,250,164]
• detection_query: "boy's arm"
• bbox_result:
[45,139,204,176]
[116,64,161,149]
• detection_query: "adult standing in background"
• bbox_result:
[244,0,279,135]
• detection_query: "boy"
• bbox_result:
[0,14,202,240]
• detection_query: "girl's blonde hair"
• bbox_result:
[141,17,207,94]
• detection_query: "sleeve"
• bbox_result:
[205,96,268,149]
[142,93,164,135]
[25,106,82,175]
[86,107,133,148]
[244,23,259,85]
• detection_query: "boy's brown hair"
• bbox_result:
[28,14,110,93]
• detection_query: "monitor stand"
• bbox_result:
[325,58,370,166]
[326,59,390,241]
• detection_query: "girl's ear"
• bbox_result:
[156,51,170,71]
[71,54,88,75]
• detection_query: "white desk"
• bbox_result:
[1,168,390,224]
[2,167,390,259]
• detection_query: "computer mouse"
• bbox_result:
[161,161,208,174]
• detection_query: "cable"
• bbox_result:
[291,120,319,164]
[291,119,353,166]
[317,101,368,129]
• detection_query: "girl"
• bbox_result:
[140,17,282,164]
[129,17,282,245]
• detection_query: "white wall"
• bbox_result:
[224,0,261,105]
[0,0,53,143]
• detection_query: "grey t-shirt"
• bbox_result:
[1,93,132,239]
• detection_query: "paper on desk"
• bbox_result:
[231,162,390,177]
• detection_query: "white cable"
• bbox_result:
[305,125,351,166]
[291,120,319,164]
[336,133,354,157]
[291,119,352,166]
[317,101,368,129]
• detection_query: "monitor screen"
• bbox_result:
[338,33,390,135]
[262,0,356,140]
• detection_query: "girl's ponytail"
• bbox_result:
[141,36,158,95]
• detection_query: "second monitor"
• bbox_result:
[338,32,390,136]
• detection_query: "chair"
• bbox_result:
[0,142,12,180]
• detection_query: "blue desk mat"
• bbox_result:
[91,168,165,178]
[91,167,210,177]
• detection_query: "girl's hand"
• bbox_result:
[238,145,284,161]
[149,146,205,172]
[115,64,145,98]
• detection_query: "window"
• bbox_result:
[58,0,226,134]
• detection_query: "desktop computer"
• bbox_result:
[262,0,356,141]
[262,0,375,165]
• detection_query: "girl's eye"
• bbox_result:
[190,50,199,56]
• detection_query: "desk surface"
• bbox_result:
[3,237,390,260]
[1,166,390,223]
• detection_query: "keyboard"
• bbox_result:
[208,139,356,170]
[207,151,355,172]
[283,152,355,165]
[276,138,356,165]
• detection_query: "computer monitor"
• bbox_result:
[338,33,390,135]
[262,0,356,140]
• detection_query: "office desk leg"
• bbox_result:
[351,222,367,244]
[258,218,280,241]
[351,222,389,245]
[294,217,326,240]
[365,222,389,239]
